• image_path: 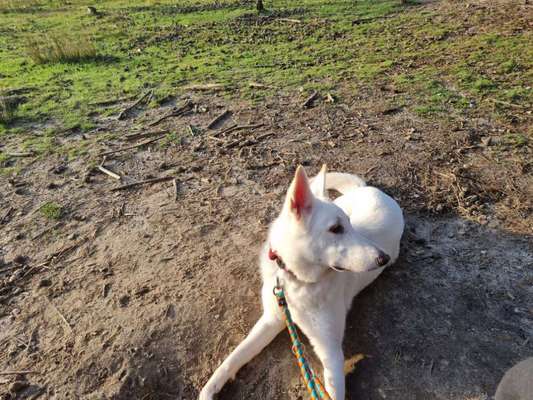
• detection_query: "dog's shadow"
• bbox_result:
[342,214,532,400]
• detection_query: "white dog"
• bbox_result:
[199,165,404,400]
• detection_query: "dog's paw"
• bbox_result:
[198,385,216,400]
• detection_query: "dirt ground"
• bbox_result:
[1,82,531,400]
[1,2,532,397]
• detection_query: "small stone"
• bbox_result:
[480,137,492,147]
[119,295,130,307]
[435,204,444,212]
[39,278,52,288]
[52,164,67,174]
[9,380,29,393]
[13,255,28,265]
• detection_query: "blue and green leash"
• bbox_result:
[273,280,332,400]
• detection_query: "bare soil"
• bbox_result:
[1,23,532,400]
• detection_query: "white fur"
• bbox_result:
[199,166,404,400]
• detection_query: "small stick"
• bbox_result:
[206,109,231,130]
[148,101,193,127]
[110,176,175,192]
[0,371,38,376]
[183,83,225,91]
[117,90,153,120]
[172,179,180,200]
[225,132,274,149]
[99,135,166,157]
[211,123,264,138]
[47,299,73,334]
[302,91,319,108]
[88,94,137,106]
[5,152,34,158]
[249,82,271,89]
[124,130,166,142]
[97,165,121,180]
[32,221,63,240]
[0,207,14,225]
[277,18,302,23]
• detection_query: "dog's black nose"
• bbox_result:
[376,252,390,267]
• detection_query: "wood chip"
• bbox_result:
[97,165,121,180]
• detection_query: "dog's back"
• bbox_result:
[327,172,404,262]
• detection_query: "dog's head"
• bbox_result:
[269,165,389,283]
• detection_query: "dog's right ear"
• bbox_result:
[310,164,327,200]
[284,165,314,220]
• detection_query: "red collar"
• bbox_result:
[268,248,287,270]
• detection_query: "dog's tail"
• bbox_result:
[325,172,366,195]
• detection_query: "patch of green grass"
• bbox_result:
[0,0,530,155]
[40,201,63,220]
[504,134,528,148]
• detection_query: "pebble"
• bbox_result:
[9,380,29,393]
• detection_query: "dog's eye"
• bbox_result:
[328,223,344,234]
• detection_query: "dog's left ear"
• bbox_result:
[310,164,327,200]
[285,165,314,220]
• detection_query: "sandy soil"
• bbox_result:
[1,73,532,399]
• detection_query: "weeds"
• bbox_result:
[26,34,97,64]
[40,201,63,220]
[0,96,17,125]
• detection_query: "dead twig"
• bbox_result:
[248,82,271,89]
[206,109,231,130]
[183,83,225,91]
[211,123,264,138]
[488,98,526,109]
[47,298,73,334]
[89,94,137,107]
[302,91,319,108]
[172,179,180,201]
[0,371,39,376]
[124,130,166,142]
[32,221,63,240]
[110,176,175,192]
[97,165,121,180]
[225,132,274,149]
[117,90,153,120]
[5,152,34,158]
[0,207,14,225]
[99,135,166,157]
[148,101,193,127]
[277,18,302,23]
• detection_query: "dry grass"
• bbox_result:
[0,96,16,125]
[26,34,97,64]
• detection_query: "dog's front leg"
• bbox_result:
[199,314,283,400]
[312,339,345,400]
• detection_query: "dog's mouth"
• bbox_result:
[330,265,347,272]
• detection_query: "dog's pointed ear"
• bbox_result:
[310,164,327,199]
[285,165,314,220]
